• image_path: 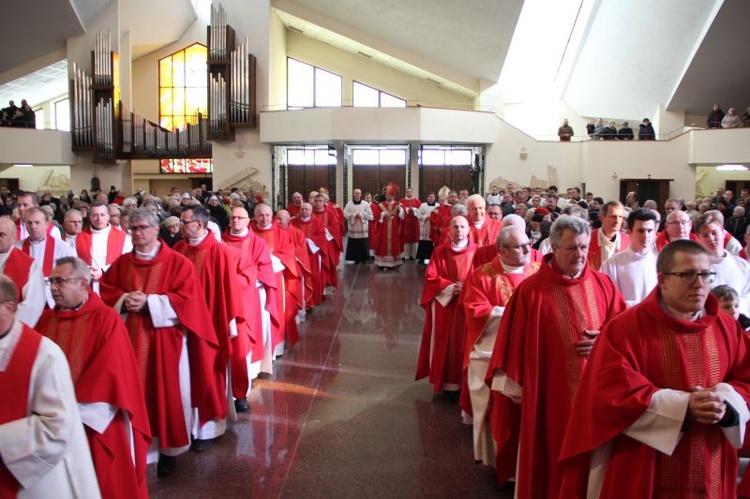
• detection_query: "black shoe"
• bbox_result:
[234,399,249,413]
[157,454,176,477]
[306,308,313,315]
[190,438,213,452]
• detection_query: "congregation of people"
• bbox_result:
[559,103,750,142]
[4,177,750,497]
[412,183,750,498]
[0,183,348,497]
[0,99,36,128]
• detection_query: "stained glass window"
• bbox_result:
[159,43,212,173]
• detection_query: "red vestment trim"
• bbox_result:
[0,325,42,497]
[75,226,127,266]
[21,237,55,276]
[2,249,33,302]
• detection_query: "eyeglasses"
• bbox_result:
[502,243,531,251]
[129,224,154,232]
[45,277,86,287]
[662,271,716,284]
[179,219,199,226]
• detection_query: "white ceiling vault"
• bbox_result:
[0,0,747,119]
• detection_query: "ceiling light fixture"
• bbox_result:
[716,164,747,172]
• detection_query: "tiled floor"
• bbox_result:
[148,261,510,498]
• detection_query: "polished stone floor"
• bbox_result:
[147,260,510,498]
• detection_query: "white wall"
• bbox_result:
[0,165,71,195]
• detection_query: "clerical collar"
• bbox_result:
[257,224,272,231]
[231,227,249,237]
[451,239,469,251]
[91,224,111,234]
[65,232,77,238]
[29,237,46,244]
[188,230,210,246]
[300,216,311,222]
[660,297,704,322]
[352,199,362,205]
[500,260,525,274]
[135,242,161,260]
[59,295,87,311]
[473,219,484,229]
[427,202,436,206]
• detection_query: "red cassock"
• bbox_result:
[174,236,246,397]
[400,197,422,244]
[290,216,328,307]
[460,258,540,478]
[473,244,544,267]
[485,255,626,497]
[100,244,227,449]
[559,290,750,498]
[415,240,478,392]
[468,218,503,247]
[371,200,404,258]
[36,293,151,499]
[655,231,700,251]
[587,229,631,271]
[252,223,301,346]
[75,226,128,266]
[283,224,313,313]
[222,230,281,363]
[429,204,453,246]
[312,208,342,287]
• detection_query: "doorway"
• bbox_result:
[419,145,483,198]
[349,146,408,201]
[619,179,672,213]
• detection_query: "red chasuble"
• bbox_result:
[415,240,478,392]
[75,226,128,266]
[251,223,301,346]
[586,228,631,271]
[36,294,151,499]
[400,197,422,244]
[559,289,750,498]
[0,324,41,497]
[429,204,453,246]
[468,218,503,247]
[2,248,33,302]
[461,258,540,482]
[486,254,626,498]
[473,244,544,267]
[285,203,301,218]
[371,200,404,259]
[291,216,328,307]
[100,244,226,449]
[283,224,312,312]
[174,235,246,396]
[654,231,700,251]
[312,208,341,287]
[222,230,281,364]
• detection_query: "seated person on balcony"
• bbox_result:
[618,121,634,140]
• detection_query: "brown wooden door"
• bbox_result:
[352,164,405,200]
[420,164,473,198]
[287,164,336,204]
[619,179,672,214]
